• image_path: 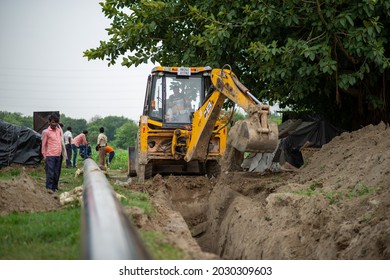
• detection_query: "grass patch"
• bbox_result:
[117,189,154,216]
[292,180,376,205]
[58,168,84,191]
[0,168,21,180]
[347,183,376,198]
[293,187,341,204]
[89,148,127,171]
[108,148,127,170]
[140,231,184,260]
[293,187,316,197]
[0,207,81,259]
[28,168,44,179]
[322,191,341,204]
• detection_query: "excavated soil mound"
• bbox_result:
[0,168,61,215]
[198,122,390,259]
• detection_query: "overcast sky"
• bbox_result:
[0,0,154,122]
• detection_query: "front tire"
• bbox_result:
[145,162,153,179]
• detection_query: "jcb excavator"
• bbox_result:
[128,65,278,182]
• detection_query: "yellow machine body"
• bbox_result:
[129,66,278,182]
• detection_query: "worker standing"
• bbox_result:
[63,126,73,168]
[41,113,67,193]
[97,127,108,170]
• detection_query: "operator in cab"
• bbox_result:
[166,86,192,123]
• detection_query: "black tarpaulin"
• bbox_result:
[280,120,344,167]
[282,120,344,150]
[0,120,42,167]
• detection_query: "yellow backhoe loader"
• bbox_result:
[128,65,278,182]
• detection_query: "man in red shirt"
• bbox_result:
[41,113,67,193]
[71,130,89,167]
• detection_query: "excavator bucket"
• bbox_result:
[228,105,278,153]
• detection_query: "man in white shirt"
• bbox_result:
[63,126,73,168]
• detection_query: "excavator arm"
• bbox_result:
[185,65,278,162]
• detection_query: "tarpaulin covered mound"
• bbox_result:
[279,119,345,168]
[0,120,42,167]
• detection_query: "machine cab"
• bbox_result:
[143,66,212,127]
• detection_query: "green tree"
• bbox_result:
[84,0,390,130]
[0,111,33,128]
[87,115,129,145]
[60,114,87,137]
[112,120,139,149]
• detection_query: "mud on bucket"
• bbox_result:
[228,118,278,153]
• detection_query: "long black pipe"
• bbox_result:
[82,158,151,260]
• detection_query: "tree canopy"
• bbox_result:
[84,0,390,130]
[0,111,32,128]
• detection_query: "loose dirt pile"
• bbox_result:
[1,122,389,259]
[0,168,61,215]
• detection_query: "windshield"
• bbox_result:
[165,76,202,124]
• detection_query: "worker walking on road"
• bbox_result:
[97,127,108,170]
